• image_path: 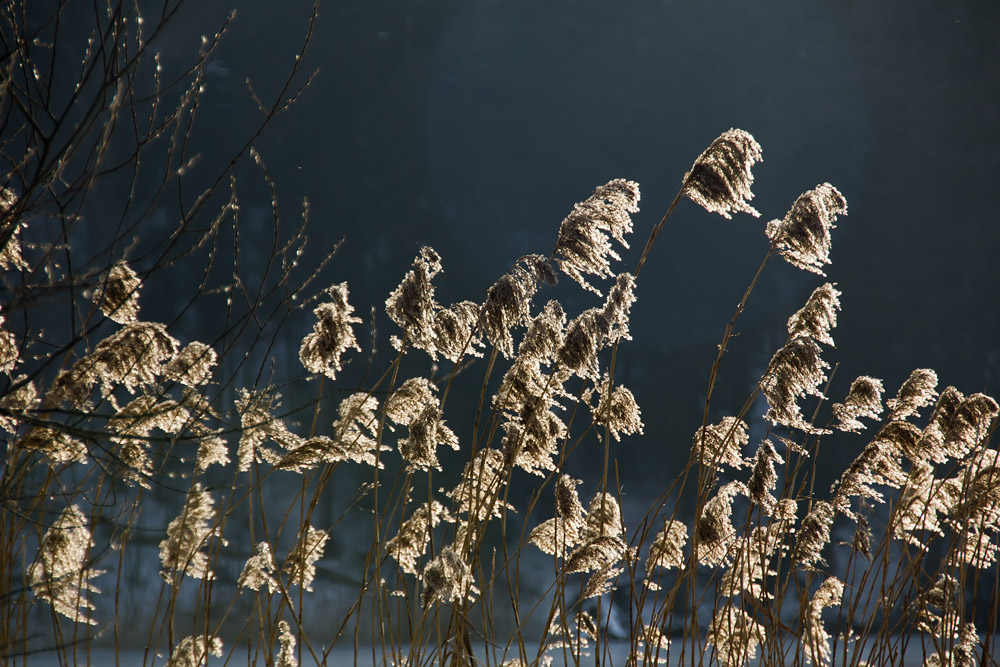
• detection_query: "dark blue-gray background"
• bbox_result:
[25,0,997,641]
[159,1,999,495]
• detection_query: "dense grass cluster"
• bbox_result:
[2,2,997,666]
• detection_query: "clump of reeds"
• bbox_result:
[1,3,997,666]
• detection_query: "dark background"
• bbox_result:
[163,0,1000,499]
[21,0,999,641]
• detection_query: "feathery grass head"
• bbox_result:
[696,481,745,567]
[0,310,18,375]
[594,374,644,442]
[792,500,836,569]
[553,179,639,295]
[803,577,844,667]
[787,282,841,346]
[398,403,459,471]
[385,246,443,356]
[47,321,179,407]
[558,307,610,381]
[433,299,483,361]
[518,299,566,364]
[159,483,224,582]
[706,604,764,667]
[766,183,847,275]
[683,128,762,219]
[832,375,885,433]
[285,525,328,592]
[647,519,688,570]
[238,541,279,593]
[18,426,88,465]
[93,261,142,324]
[762,336,831,434]
[164,341,218,386]
[164,635,223,667]
[276,621,297,667]
[693,417,749,470]
[748,439,784,508]
[529,475,586,558]
[29,505,103,625]
[0,187,26,271]
[422,546,475,607]
[887,368,939,420]
[387,501,452,575]
[300,282,362,379]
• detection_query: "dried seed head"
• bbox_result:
[792,500,836,569]
[448,448,508,516]
[944,393,999,460]
[0,188,26,271]
[693,417,749,470]
[565,535,626,574]
[554,179,639,295]
[786,283,841,347]
[387,501,452,575]
[555,474,586,523]
[422,546,475,607]
[236,389,299,471]
[912,387,964,465]
[803,578,844,667]
[580,561,623,601]
[0,311,18,375]
[386,377,438,425]
[582,492,626,544]
[558,308,610,381]
[300,282,362,379]
[195,434,230,473]
[284,525,328,592]
[762,336,831,435]
[159,484,224,582]
[483,275,532,359]
[706,604,765,667]
[765,184,847,276]
[647,520,688,570]
[29,505,103,625]
[530,475,586,558]
[484,256,553,357]
[602,272,637,345]
[501,404,566,477]
[47,322,179,407]
[594,374,644,442]
[696,481,746,567]
[832,426,910,514]
[93,261,142,324]
[887,368,939,420]
[18,426,88,465]
[332,393,386,467]
[895,461,948,548]
[748,439,784,508]
[164,342,217,386]
[238,541,278,593]
[276,620,297,667]
[385,247,443,356]
[398,403,459,471]
[832,376,885,433]
[0,376,37,434]
[165,635,223,667]
[518,300,566,364]
[432,300,483,361]
[109,395,189,485]
[110,395,189,437]
[683,129,763,220]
